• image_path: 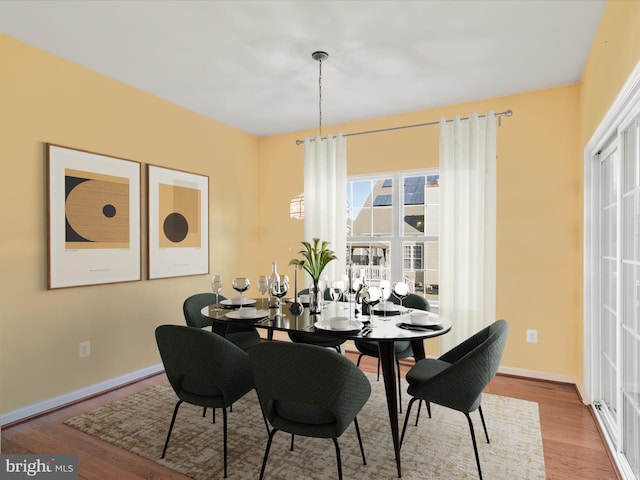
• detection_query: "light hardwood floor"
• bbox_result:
[1,350,621,480]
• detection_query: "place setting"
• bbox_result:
[396,309,446,331]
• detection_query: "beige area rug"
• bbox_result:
[64,373,545,479]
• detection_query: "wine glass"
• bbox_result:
[361,285,381,322]
[231,277,250,310]
[329,280,344,310]
[379,280,392,316]
[211,275,223,311]
[393,281,410,312]
[257,275,269,309]
[270,275,289,316]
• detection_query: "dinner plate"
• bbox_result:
[314,320,363,332]
[220,298,257,307]
[225,309,269,320]
[397,321,444,331]
[373,304,402,316]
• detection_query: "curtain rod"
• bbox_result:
[295,109,513,145]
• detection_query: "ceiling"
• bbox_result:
[0,0,606,137]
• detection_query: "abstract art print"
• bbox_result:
[46,144,141,289]
[147,165,209,279]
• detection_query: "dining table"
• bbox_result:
[201,298,451,478]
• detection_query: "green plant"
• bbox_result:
[288,238,337,281]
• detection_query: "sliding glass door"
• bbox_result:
[587,112,640,480]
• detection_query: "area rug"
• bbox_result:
[64,374,545,479]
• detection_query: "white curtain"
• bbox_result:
[303,133,347,283]
[439,112,496,351]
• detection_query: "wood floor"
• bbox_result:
[1,350,621,480]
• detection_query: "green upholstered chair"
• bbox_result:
[354,293,430,412]
[183,292,261,352]
[155,324,256,478]
[287,288,346,352]
[400,319,509,480]
[248,342,372,480]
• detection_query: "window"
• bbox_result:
[347,171,439,307]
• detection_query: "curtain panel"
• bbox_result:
[303,133,347,284]
[439,112,497,351]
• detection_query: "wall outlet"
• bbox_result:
[526,329,538,343]
[79,341,91,358]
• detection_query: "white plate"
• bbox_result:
[220,298,256,307]
[314,320,363,331]
[408,314,444,327]
[225,309,269,320]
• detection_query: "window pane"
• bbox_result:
[373,206,392,235]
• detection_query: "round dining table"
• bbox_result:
[202,299,451,478]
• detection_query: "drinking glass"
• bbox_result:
[257,275,269,309]
[379,279,392,316]
[211,275,223,311]
[393,281,410,312]
[232,276,251,310]
[329,280,345,307]
[361,285,381,322]
[270,275,289,316]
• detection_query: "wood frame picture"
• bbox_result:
[147,165,209,279]
[46,144,141,289]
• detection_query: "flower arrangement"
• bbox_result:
[288,238,337,281]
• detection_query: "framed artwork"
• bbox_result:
[147,165,209,279]
[46,144,141,289]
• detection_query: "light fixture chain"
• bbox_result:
[312,51,328,138]
[318,56,323,137]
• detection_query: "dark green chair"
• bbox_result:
[400,319,509,480]
[355,293,430,412]
[155,324,256,478]
[287,288,346,352]
[183,292,261,352]
[249,342,371,480]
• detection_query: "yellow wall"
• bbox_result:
[3,0,640,419]
[0,34,261,414]
[581,0,640,144]
[258,85,582,376]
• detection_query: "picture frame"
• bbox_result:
[147,165,209,279]
[46,144,142,289]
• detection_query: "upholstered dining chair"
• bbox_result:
[354,293,430,412]
[287,288,346,353]
[399,319,509,480]
[155,324,257,478]
[248,342,372,480]
[183,292,261,352]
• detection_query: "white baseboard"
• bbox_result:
[1,363,165,426]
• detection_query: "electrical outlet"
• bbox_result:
[79,341,91,358]
[526,329,538,343]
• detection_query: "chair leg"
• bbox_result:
[356,353,364,367]
[478,405,490,443]
[465,412,483,480]
[290,434,295,451]
[332,437,343,480]
[259,428,278,480]
[353,416,366,465]
[161,400,183,459]
[255,390,271,435]
[376,357,381,381]
[202,406,207,417]
[400,397,418,447]
[223,407,228,478]
[414,400,431,427]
